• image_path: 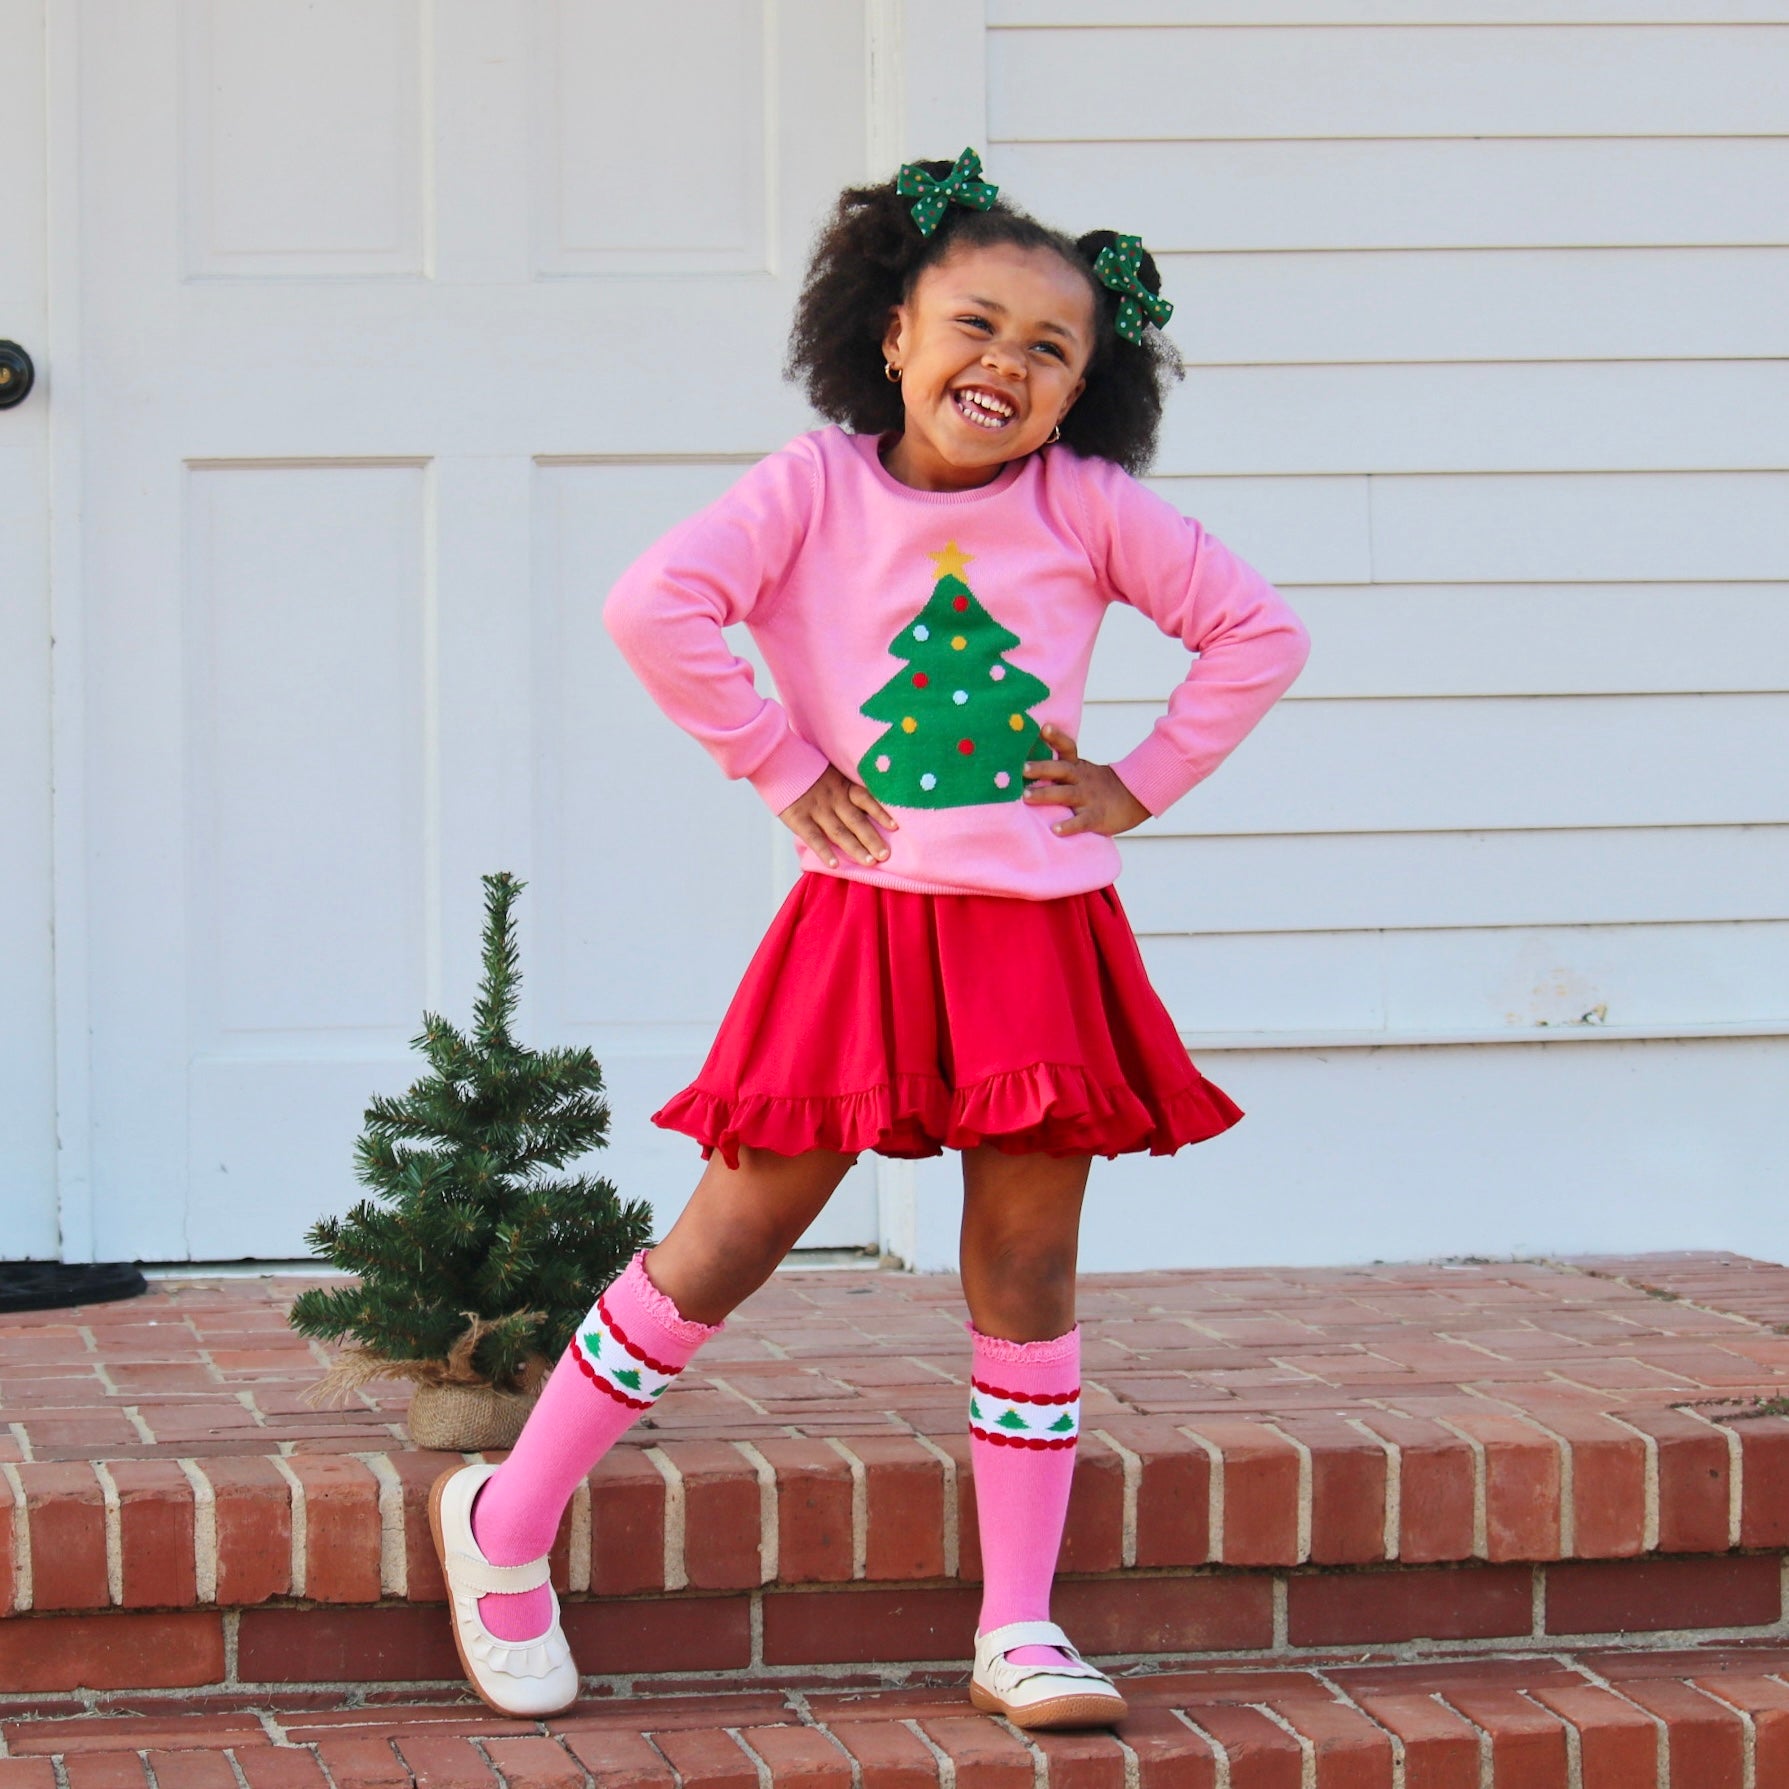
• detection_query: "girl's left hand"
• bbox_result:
[1022,723,1152,837]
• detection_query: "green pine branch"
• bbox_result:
[288,871,655,1390]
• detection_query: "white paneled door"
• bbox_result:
[67,0,881,1260]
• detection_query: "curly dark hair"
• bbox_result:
[785,163,1183,476]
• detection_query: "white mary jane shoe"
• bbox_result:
[428,1462,581,1718]
[969,1620,1128,1729]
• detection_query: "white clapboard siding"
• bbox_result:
[1150,365,1789,476]
[990,25,1789,140]
[1364,472,1789,582]
[1091,586,1789,700]
[998,139,1789,253]
[1136,472,1789,585]
[1149,248,1789,365]
[1118,827,1789,937]
[992,2,1789,22]
[1071,1037,1789,1274]
[1083,694,1789,837]
[1139,920,1789,1038]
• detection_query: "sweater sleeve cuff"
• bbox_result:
[747,730,834,816]
[1109,736,1202,818]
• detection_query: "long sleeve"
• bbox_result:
[1073,460,1311,816]
[602,442,833,816]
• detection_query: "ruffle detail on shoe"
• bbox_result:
[618,1250,724,1347]
[653,1060,1243,1171]
[461,1616,573,1680]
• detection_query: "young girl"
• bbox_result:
[428,150,1309,1732]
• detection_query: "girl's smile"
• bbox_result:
[881,242,1094,492]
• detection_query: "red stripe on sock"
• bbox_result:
[969,1424,1078,1450]
[970,1379,1080,1405]
[597,1295,683,1378]
[570,1334,655,1411]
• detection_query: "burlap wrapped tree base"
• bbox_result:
[406,1378,540,1451]
[305,1310,548,1451]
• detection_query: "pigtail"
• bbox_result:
[786,165,966,436]
[1060,229,1183,477]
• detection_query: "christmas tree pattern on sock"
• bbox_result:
[858,541,1050,810]
[968,1381,1081,1448]
[571,1290,683,1409]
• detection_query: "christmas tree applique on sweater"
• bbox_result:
[857,542,1050,810]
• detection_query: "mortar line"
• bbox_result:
[643,1446,686,1591]
[90,1460,123,1605]
[908,1431,959,1578]
[268,1454,307,1598]
[1175,1425,1226,1562]
[175,1458,218,1604]
[1,1461,33,1612]
[735,1439,780,1585]
[1093,1426,1142,1569]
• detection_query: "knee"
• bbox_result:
[968,1233,1078,1338]
[976,1220,1077,1287]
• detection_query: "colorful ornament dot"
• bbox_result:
[995,771,1011,789]
[901,716,917,734]
[912,671,929,688]
[958,739,975,755]
[990,665,1006,681]
[953,595,968,612]
[953,690,967,705]
[951,635,967,651]
[1008,714,1025,731]
[875,754,891,773]
[913,624,929,641]
[920,772,937,791]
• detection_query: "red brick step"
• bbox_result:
[8,1254,1789,1698]
[6,1647,1789,1787]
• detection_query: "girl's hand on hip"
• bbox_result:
[780,764,898,867]
[1023,723,1151,837]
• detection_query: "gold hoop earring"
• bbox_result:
[1047,423,1062,444]
[884,363,902,383]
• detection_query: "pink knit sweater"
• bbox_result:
[604,427,1309,900]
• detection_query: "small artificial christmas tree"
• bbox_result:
[857,541,1051,810]
[290,872,653,1447]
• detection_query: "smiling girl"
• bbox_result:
[427,151,1309,1731]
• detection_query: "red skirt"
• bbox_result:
[651,872,1242,1167]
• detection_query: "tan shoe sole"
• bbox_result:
[970,1676,1128,1730]
[428,1465,579,1720]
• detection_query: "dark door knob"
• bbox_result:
[0,341,35,409]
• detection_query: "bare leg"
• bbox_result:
[647,1143,862,1324]
[958,1145,1091,1340]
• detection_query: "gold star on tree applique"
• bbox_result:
[929,540,974,582]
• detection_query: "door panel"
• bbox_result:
[0,0,57,1259]
[77,0,876,1259]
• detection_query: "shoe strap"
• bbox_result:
[976,1619,1086,1666]
[447,1548,552,1596]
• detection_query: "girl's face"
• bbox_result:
[880,241,1095,492]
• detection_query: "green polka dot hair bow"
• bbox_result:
[1094,234,1174,344]
[896,147,999,238]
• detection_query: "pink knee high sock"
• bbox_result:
[470,1251,721,1641]
[967,1322,1082,1670]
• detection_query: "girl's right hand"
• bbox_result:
[779,765,898,868]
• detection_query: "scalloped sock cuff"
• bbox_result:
[470,1251,721,1642]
